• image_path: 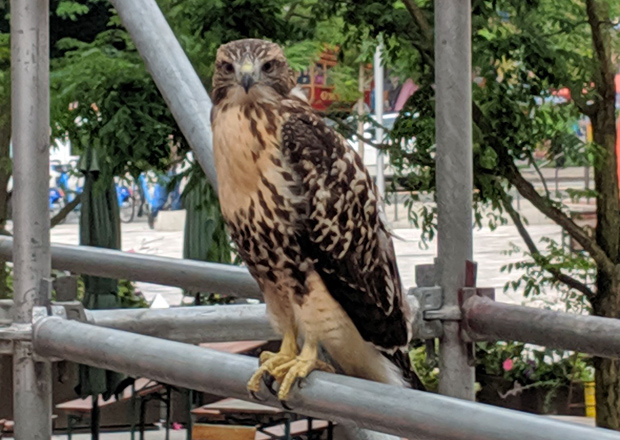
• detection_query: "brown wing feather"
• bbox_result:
[280,109,412,351]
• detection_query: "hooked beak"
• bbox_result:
[241,74,255,93]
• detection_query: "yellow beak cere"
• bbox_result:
[240,62,253,74]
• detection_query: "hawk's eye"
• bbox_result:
[262,61,274,73]
[222,62,234,74]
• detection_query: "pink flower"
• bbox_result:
[503,358,514,371]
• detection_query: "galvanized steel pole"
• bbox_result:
[108,0,218,189]
[87,304,278,343]
[11,0,53,438]
[373,42,385,198]
[34,317,620,440]
[0,237,261,299]
[435,0,475,399]
[464,295,620,359]
[86,297,422,344]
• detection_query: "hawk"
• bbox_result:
[211,39,419,401]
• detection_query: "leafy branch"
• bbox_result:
[504,162,615,276]
[499,189,596,300]
[50,194,82,228]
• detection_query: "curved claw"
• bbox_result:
[263,373,279,397]
[297,377,308,389]
[279,399,294,411]
[248,389,267,402]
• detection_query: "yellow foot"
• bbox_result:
[272,356,334,401]
[247,351,297,393]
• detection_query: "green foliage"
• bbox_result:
[283,40,323,72]
[312,0,619,304]
[409,343,439,392]
[411,339,594,409]
[502,238,595,314]
[160,0,315,87]
[476,340,594,411]
[51,25,188,180]
[56,0,90,21]
[76,276,147,308]
[476,341,593,384]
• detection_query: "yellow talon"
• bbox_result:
[247,351,297,393]
[247,332,335,401]
[247,330,298,393]
[259,350,279,365]
[272,338,335,401]
[273,356,334,400]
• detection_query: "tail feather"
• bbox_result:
[382,349,426,391]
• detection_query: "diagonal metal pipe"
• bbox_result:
[108,0,218,189]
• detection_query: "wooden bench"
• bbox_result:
[192,419,331,440]
[192,423,257,440]
[255,419,331,439]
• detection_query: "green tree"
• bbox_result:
[311,0,620,429]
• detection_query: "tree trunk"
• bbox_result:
[590,110,620,429]
[592,280,620,429]
[586,0,620,427]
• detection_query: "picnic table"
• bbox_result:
[194,398,285,416]
[191,398,333,440]
[199,340,268,353]
[56,377,166,439]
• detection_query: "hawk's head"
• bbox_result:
[212,39,296,105]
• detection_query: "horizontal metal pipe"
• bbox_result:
[464,295,620,358]
[87,299,423,342]
[34,317,620,440]
[87,304,278,343]
[0,237,261,299]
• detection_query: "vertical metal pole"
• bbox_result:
[357,63,366,162]
[131,382,136,440]
[186,389,193,440]
[91,396,100,440]
[374,42,385,198]
[165,386,171,440]
[435,0,475,400]
[11,0,53,438]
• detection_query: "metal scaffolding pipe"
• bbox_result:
[373,42,385,198]
[34,317,620,440]
[86,298,421,343]
[11,0,53,438]
[434,0,475,400]
[108,0,218,189]
[0,237,261,299]
[464,295,620,358]
[87,304,278,343]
